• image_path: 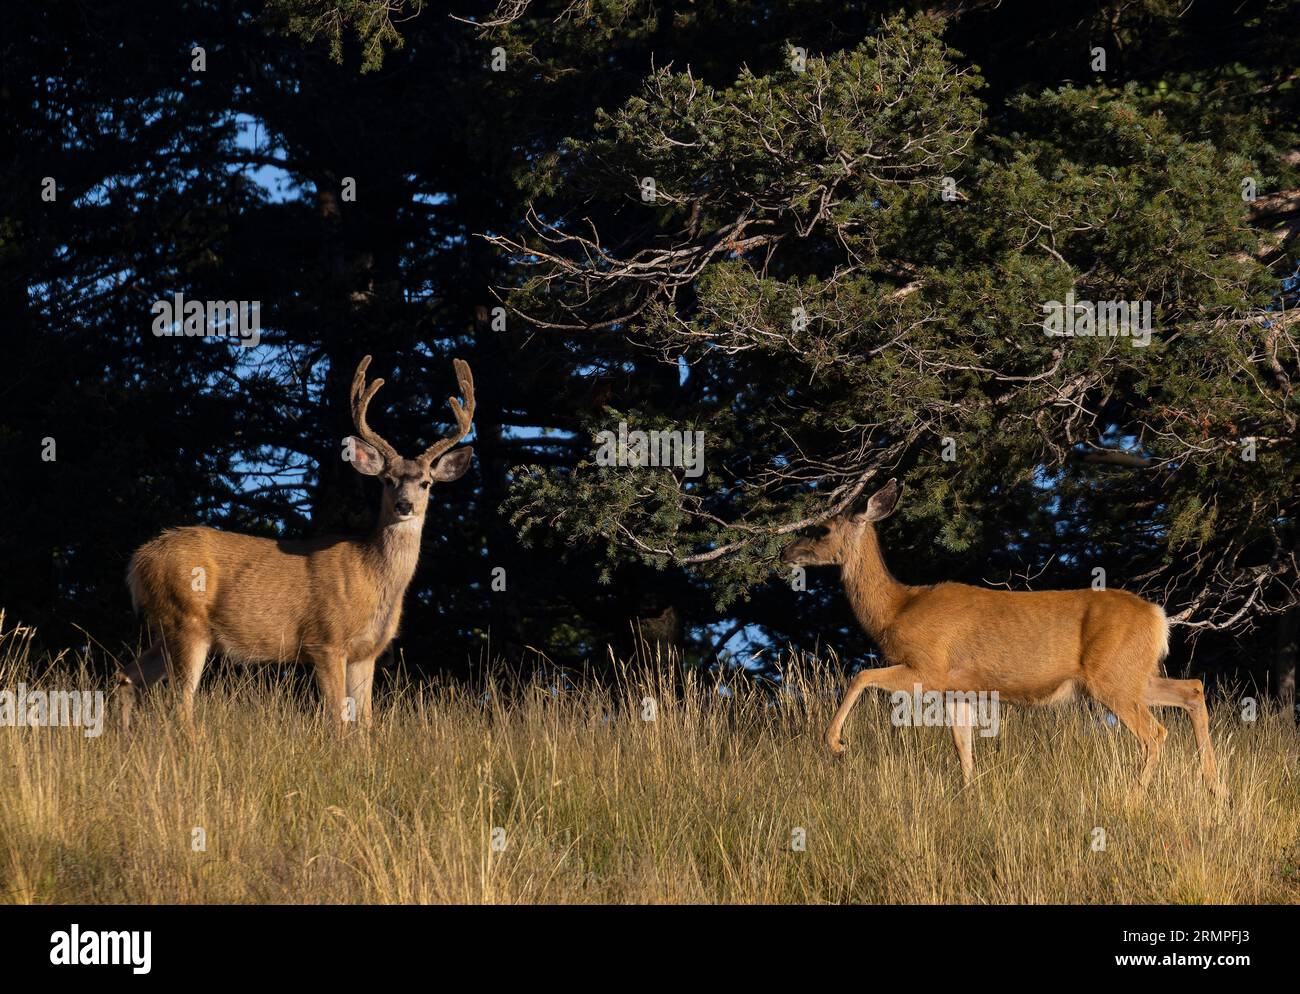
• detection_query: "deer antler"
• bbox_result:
[350,355,401,466]
[420,358,475,464]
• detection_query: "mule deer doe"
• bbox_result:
[117,356,475,730]
[781,479,1226,798]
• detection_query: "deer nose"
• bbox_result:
[395,499,414,516]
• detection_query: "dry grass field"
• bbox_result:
[2,618,1298,904]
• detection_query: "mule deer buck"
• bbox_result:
[117,356,475,730]
[781,479,1226,799]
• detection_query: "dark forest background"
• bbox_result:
[2,0,1297,700]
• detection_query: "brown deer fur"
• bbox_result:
[117,356,475,730]
[781,479,1226,798]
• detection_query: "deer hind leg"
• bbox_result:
[169,626,211,729]
[116,643,170,732]
[1118,703,1167,798]
[1091,691,1167,801]
[826,663,924,757]
[947,698,975,785]
[1147,676,1227,798]
[1082,625,1170,799]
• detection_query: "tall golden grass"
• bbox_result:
[1,616,1297,904]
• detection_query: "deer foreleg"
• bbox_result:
[826,664,924,756]
[345,656,378,727]
[311,651,348,726]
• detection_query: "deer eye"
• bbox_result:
[384,476,399,489]
[420,480,431,490]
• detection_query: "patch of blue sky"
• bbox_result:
[411,191,449,207]
[228,113,299,203]
[501,424,578,442]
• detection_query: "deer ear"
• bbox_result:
[430,446,473,483]
[345,436,385,476]
[862,478,903,522]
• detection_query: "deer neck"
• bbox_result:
[367,517,425,595]
[841,524,908,642]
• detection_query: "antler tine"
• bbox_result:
[421,358,476,464]
[350,355,400,463]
